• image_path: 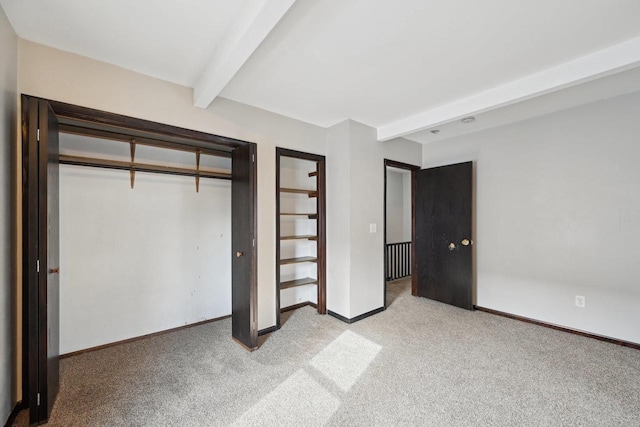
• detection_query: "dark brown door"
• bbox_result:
[231,143,258,350]
[415,162,473,310]
[23,97,60,424]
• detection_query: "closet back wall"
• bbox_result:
[59,165,231,354]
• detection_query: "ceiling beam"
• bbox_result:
[193,0,296,109]
[377,36,640,141]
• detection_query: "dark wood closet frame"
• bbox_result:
[21,95,258,425]
[383,159,420,308]
[275,148,326,329]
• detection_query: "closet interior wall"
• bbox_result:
[58,132,232,354]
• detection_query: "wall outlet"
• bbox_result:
[369,223,377,233]
[575,295,586,308]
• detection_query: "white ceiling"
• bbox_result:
[0,0,250,86]
[3,0,640,143]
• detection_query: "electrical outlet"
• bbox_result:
[575,295,585,308]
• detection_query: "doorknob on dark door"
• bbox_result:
[236,251,243,258]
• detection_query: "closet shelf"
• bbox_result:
[280,187,318,198]
[280,235,317,241]
[59,155,231,180]
[280,213,318,219]
[279,256,318,265]
[280,277,318,290]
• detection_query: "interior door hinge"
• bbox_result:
[253,239,255,247]
[37,393,41,406]
[36,259,40,273]
[252,154,255,162]
[37,128,40,142]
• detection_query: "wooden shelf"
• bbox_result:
[280,213,317,219]
[280,235,317,241]
[280,187,317,197]
[279,256,318,265]
[280,277,318,290]
[59,155,231,180]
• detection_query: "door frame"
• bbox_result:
[383,159,420,308]
[21,95,259,421]
[275,148,326,328]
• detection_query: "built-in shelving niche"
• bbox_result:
[276,148,326,328]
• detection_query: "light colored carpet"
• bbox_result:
[12,278,640,426]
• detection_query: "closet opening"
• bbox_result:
[275,148,326,329]
[21,96,257,424]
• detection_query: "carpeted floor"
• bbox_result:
[13,278,640,426]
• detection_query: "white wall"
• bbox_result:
[386,170,411,243]
[0,5,17,422]
[17,40,423,340]
[59,164,231,354]
[402,173,411,241]
[18,40,326,332]
[422,91,640,344]
[325,121,351,317]
[386,170,403,243]
[327,120,421,318]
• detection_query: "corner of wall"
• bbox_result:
[1,3,20,422]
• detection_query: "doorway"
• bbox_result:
[21,96,258,424]
[383,160,419,308]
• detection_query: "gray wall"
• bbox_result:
[422,91,640,344]
[0,5,17,422]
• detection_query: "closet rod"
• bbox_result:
[59,155,231,180]
[59,124,233,158]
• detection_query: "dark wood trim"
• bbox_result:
[475,306,640,350]
[383,159,420,307]
[45,98,247,150]
[276,147,325,162]
[385,159,420,171]
[3,401,25,427]
[411,168,417,296]
[258,326,277,336]
[247,143,259,351]
[232,336,257,352]
[328,307,385,324]
[281,301,318,313]
[316,154,327,315]
[61,315,232,359]
[21,96,38,415]
[275,147,327,330]
[275,149,282,328]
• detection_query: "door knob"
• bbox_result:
[448,243,456,251]
[461,239,470,246]
[236,251,243,258]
